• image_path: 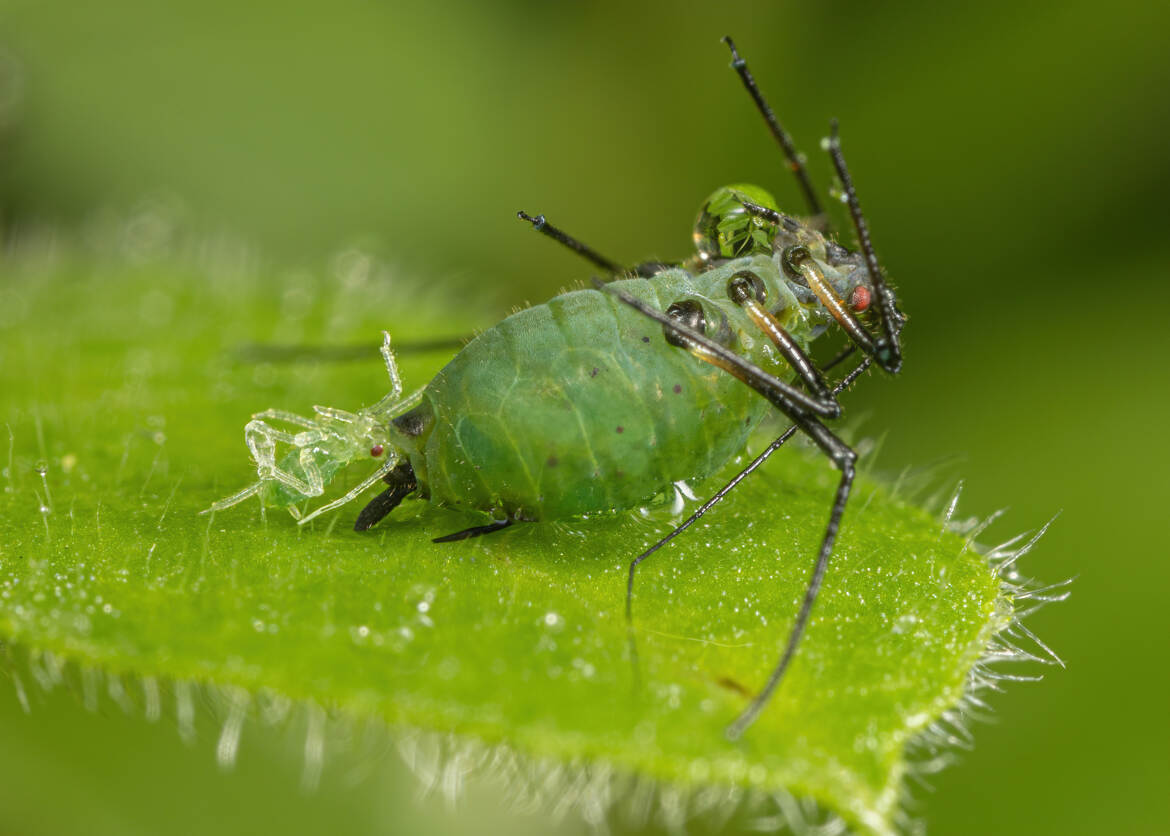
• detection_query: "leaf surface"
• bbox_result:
[0,245,1004,835]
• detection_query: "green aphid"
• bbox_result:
[206,36,905,738]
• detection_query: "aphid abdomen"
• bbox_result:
[415,274,769,520]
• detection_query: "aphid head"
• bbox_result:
[693,184,781,262]
[821,240,879,316]
[848,284,872,313]
[759,221,881,330]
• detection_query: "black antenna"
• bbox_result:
[722,36,824,219]
[517,211,624,275]
[824,120,903,372]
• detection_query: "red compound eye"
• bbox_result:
[370,444,385,458]
[849,285,871,312]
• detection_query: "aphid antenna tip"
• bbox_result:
[721,35,741,62]
[820,125,840,156]
[517,210,545,229]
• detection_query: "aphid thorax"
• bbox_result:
[691,184,879,328]
[203,332,420,524]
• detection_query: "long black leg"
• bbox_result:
[722,36,824,223]
[626,355,870,619]
[432,518,515,543]
[726,418,855,738]
[607,278,865,738]
[624,357,871,705]
[354,461,418,531]
[821,344,857,373]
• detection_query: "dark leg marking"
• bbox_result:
[354,461,417,532]
[433,518,515,543]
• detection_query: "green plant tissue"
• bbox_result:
[0,231,1044,835]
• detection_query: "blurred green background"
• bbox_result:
[1,0,1167,834]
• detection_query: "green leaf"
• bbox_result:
[0,235,1011,835]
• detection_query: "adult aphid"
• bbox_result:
[206,36,904,738]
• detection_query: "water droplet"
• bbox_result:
[892,613,919,634]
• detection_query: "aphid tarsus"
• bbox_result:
[206,36,904,738]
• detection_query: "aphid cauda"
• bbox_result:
[206,36,905,737]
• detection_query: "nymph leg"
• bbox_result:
[242,419,324,499]
[202,481,262,513]
[251,408,321,430]
[298,458,397,525]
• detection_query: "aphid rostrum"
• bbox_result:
[206,37,905,737]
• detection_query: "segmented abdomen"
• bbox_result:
[408,276,770,520]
